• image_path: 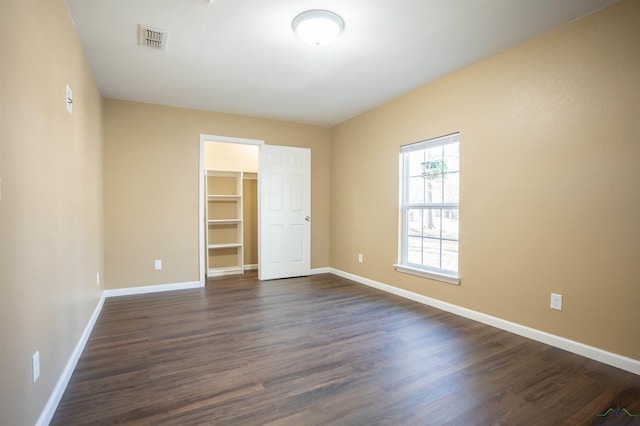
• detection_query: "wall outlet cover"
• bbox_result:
[550,293,563,311]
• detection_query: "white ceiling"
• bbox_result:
[65,0,617,127]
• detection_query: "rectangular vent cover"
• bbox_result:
[139,25,168,51]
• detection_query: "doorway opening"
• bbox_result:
[199,135,312,285]
[199,135,263,285]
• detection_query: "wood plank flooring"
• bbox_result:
[51,272,640,425]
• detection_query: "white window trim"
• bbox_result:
[396,132,460,285]
[394,263,460,285]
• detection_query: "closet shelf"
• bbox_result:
[207,266,243,275]
[205,169,248,278]
[208,219,242,225]
[207,243,242,249]
[207,195,241,201]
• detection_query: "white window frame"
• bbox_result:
[394,133,461,285]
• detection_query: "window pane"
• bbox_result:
[422,238,441,269]
[422,208,441,239]
[408,150,425,177]
[425,176,443,204]
[442,240,458,272]
[424,145,443,167]
[399,134,459,279]
[443,172,459,203]
[444,143,460,173]
[442,209,459,241]
[408,176,425,204]
[407,236,423,264]
[407,209,423,237]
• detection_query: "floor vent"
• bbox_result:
[138,25,168,51]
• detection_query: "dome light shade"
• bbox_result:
[292,9,345,46]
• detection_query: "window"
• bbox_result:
[396,133,460,284]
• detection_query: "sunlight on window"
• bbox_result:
[399,133,460,279]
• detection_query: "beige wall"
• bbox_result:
[103,99,330,289]
[204,141,259,172]
[0,0,104,424]
[2,0,637,423]
[330,0,640,360]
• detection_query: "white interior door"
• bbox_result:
[259,145,311,280]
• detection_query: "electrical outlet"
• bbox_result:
[550,293,563,311]
[154,259,162,270]
[96,272,100,287]
[32,351,40,383]
[358,253,363,263]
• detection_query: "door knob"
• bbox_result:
[305,216,310,222]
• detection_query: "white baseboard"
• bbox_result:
[329,268,640,375]
[104,280,203,298]
[36,293,105,426]
[36,279,204,424]
[36,270,637,426]
[244,264,258,271]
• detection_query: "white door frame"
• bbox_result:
[199,134,264,285]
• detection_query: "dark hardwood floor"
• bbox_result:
[51,272,640,425]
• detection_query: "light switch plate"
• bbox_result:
[66,84,73,114]
[32,351,40,383]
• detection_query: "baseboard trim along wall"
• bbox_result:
[329,268,640,376]
[36,293,106,426]
[38,279,205,424]
[103,280,203,298]
[37,270,638,424]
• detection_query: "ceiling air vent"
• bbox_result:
[138,25,168,51]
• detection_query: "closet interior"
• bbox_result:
[204,141,258,277]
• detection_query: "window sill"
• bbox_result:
[394,264,461,285]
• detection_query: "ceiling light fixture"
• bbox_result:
[292,9,345,46]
